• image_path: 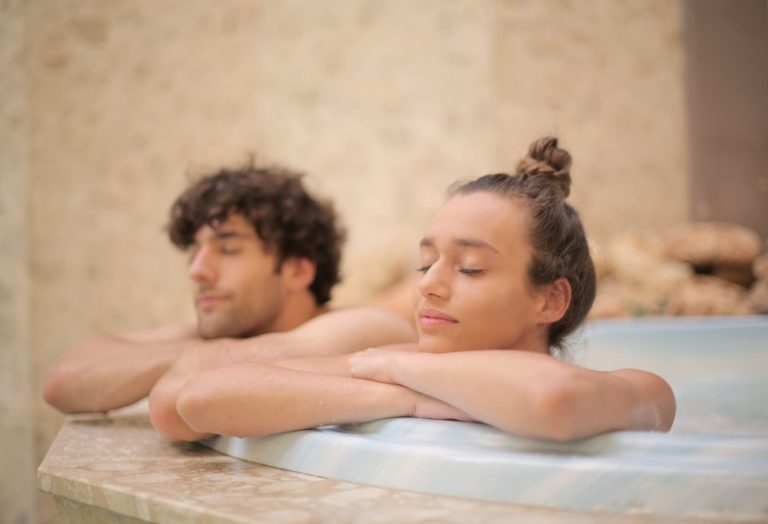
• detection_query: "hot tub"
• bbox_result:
[206,317,768,521]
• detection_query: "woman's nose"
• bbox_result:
[188,248,217,285]
[417,263,451,300]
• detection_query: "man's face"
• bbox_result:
[187,214,287,339]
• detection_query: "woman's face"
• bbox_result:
[415,192,551,354]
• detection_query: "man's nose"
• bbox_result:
[188,248,217,285]
[417,263,450,300]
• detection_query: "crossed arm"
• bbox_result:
[348,349,676,440]
[153,346,676,442]
[44,306,417,415]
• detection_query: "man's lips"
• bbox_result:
[195,294,230,309]
[418,308,458,327]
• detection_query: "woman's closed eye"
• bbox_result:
[416,264,485,276]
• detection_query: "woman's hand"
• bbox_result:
[348,348,399,383]
[348,344,418,384]
[350,348,474,423]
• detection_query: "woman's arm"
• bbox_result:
[150,346,469,440]
[148,348,356,441]
[349,349,676,441]
[172,363,414,439]
[157,359,467,441]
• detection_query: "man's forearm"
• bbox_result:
[43,336,192,413]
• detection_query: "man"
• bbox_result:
[43,162,415,414]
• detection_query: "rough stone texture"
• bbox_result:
[0,1,39,523]
[2,2,688,522]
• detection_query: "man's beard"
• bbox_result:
[197,311,253,339]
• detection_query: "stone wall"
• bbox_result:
[0,1,38,522]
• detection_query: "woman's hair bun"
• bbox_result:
[514,136,572,198]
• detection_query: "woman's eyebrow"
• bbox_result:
[419,236,500,254]
[453,237,501,254]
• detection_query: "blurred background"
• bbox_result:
[1,0,766,522]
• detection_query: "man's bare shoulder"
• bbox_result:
[276,304,416,355]
[298,304,414,330]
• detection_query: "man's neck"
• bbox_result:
[267,292,328,334]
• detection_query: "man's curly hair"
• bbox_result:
[168,162,345,305]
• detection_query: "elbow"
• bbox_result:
[175,381,214,436]
[42,369,64,410]
[148,382,208,442]
[649,377,677,433]
[659,395,676,432]
[525,372,679,441]
[43,361,115,414]
[42,365,80,413]
[147,385,179,439]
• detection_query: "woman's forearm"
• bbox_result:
[385,350,665,441]
[386,351,569,438]
[175,362,417,438]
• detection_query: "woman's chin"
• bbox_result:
[416,335,461,354]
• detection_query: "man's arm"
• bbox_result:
[46,305,416,415]
[349,349,676,441]
[227,306,418,361]
[370,274,417,323]
[43,324,199,414]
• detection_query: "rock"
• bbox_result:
[665,275,754,316]
[663,222,761,267]
[753,253,768,280]
[749,278,768,314]
[711,265,756,288]
[605,230,692,309]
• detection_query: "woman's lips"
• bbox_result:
[418,308,458,328]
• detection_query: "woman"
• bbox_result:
[150,137,676,442]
